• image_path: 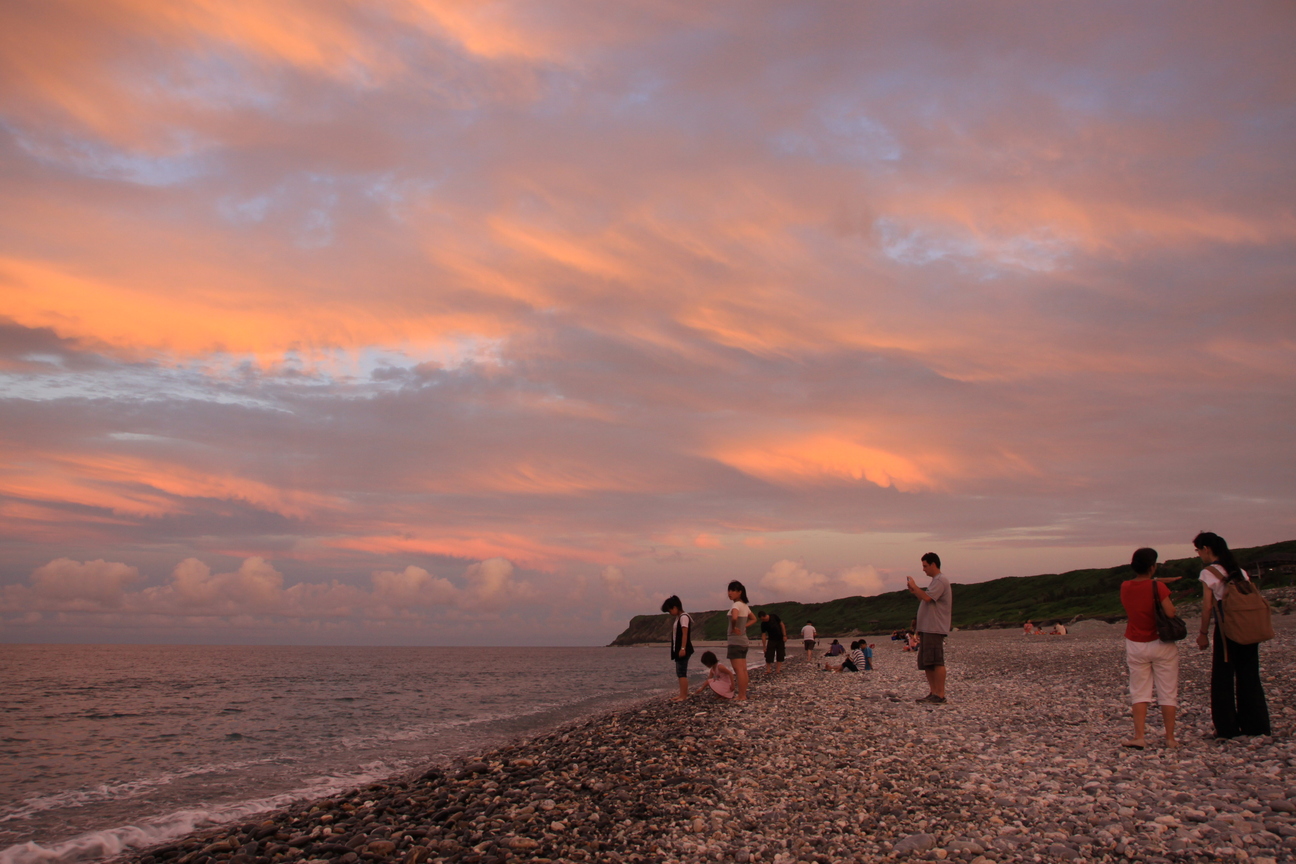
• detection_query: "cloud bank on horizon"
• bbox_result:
[1,1,1293,644]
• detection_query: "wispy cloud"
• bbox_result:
[1,2,1294,642]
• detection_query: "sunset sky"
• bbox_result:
[2,1,1293,644]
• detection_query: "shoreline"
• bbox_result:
[96,612,1295,864]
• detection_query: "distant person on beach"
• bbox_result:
[1194,531,1271,739]
[759,610,787,675]
[1023,620,1035,635]
[907,552,952,704]
[826,639,844,657]
[1120,548,1179,749]
[662,595,693,703]
[864,643,874,670]
[802,621,818,660]
[1051,622,1067,636]
[727,580,757,701]
[696,651,735,700]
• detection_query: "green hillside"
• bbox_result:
[610,538,1296,645]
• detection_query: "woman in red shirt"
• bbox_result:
[1119,548,1179,749]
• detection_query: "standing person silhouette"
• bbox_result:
[801,620,817,661]
[661,595,693,702]
[1193,531,1270,738]
[758,610,787,675]
[907,553,952,704]
[1120,548,1179,749]
[726,581,756,701]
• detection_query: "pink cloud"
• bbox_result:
[1,3,1294,642]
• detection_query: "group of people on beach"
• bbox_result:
[1118,531,1272,748]
[661,532,1274,748]
[661,551,953,705]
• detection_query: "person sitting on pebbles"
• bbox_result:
[695,651,735,700]
[824,642,859,672]
[842,641,866,673]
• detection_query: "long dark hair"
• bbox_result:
[727,580,749,604]
[1193,531,1245,583]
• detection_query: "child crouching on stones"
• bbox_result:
[696,651,735,700]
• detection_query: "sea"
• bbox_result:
[0,644,700,864]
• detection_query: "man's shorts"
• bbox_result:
[727,644,749,660]
[674,655,690,679]
[803,639,815,651]
[764,642,786,664]
[917,632,946,670]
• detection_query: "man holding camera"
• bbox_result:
[907,552,952,704]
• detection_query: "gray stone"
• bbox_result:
[894,833,937,855]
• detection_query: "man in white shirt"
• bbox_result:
[801,621,817,661]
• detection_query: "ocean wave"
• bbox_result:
[0,756,287,824]
[0,762,407,864]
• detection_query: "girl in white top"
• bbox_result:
[1193,531,1270,739]
[726,580,756,701]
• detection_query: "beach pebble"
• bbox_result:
[894,833,936,854]
[116,613,1294,864]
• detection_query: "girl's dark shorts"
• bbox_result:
[726,644,749,660]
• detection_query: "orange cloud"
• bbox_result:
[324,531,617,571]
[714,435,934,491]
[693,533,724,549]
[0,256,512,361]
[0,448,342,521]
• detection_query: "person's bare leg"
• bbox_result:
[1125,702,1148,747]
[673,677,689,702]
[923,666,946,698]
[775,661,782,674]
[734,658,749,700]
[1162,705,1177,747]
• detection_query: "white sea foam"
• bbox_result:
[0,761,407,864]
[0,757,283,824]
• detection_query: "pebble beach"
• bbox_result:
[118,608,1294,864]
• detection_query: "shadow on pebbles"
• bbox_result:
[124,621,1295,864]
